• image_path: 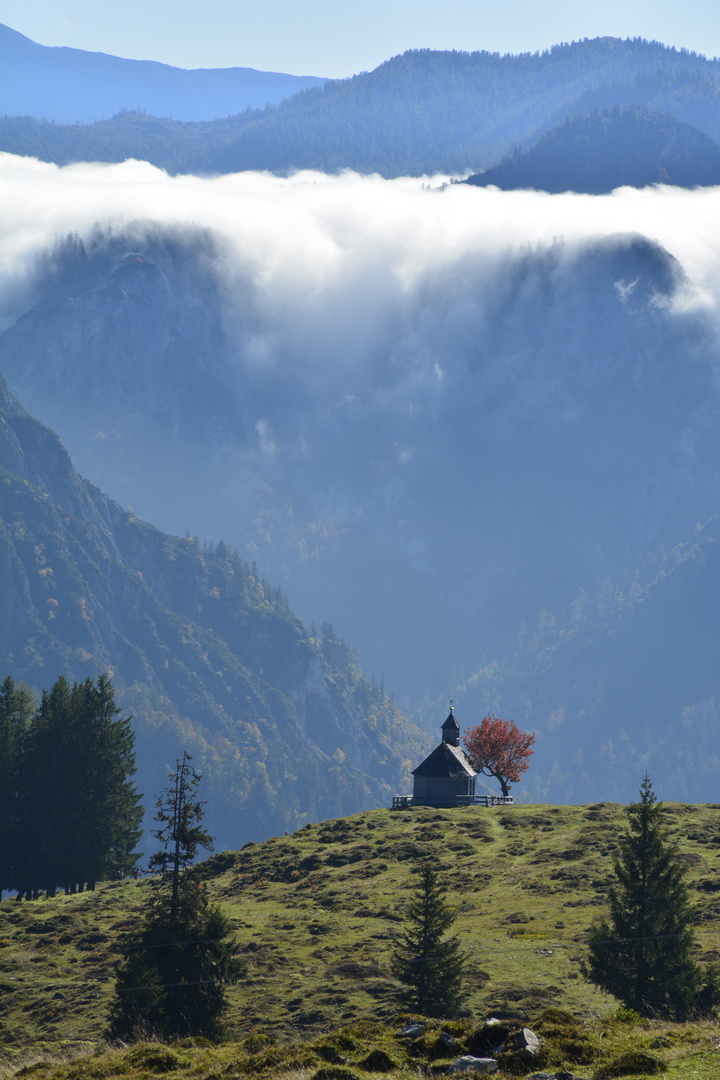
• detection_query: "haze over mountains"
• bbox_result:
[0,23,326,123]
[1,28,719,829]
[1,33,719,181]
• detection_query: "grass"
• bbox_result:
[1,801,719,1078]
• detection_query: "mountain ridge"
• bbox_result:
[0,22,327,124]
[2,36,718,176]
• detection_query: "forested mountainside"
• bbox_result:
[466,106,720,192]
[0,23,326,124]
[1,38,718,176]
[449,516,720,803]
[0,374,429,850]
[2,219,718,804]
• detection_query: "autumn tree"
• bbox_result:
[586,775,719,1018]
[462,715,535,797]
[391,864,466,1017]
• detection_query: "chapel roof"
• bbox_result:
[412,740,476,778]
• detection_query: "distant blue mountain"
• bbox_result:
[0,23,326,123]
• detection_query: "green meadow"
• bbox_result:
[1,802,719,1079]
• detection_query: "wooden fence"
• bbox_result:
[391,794,513,810]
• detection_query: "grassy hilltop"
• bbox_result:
[1,802,719,1078]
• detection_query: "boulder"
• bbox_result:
[397,1022,426,1038]
[447,1056,498,1075]
[514,1027,541,1055]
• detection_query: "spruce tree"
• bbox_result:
[14,673,142,897]
[391,863,466,1017]
[0,677,34,895]
[108,753,242,1040]
[21,676,76,896]
[586,775,712,1018]
[70,675,144,888]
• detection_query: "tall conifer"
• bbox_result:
[586,775,712,1018]
[0,677,34,895]
[4,672,142,897]
[391,863,466,1017]
[108,754,242,1040]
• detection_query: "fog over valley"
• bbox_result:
[1,154,719,808]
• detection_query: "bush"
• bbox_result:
[124,1045,181,1072]
[594,1049,666,1078]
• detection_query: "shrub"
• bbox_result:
[124,1045,182,1072]
[594,1049,666,1078]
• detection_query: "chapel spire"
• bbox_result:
[441,700,460,747]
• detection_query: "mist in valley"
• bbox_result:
[1,154,719,804]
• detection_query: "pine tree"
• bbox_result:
[586,775,713,1018]
[108,753,242,1040]
[0,677,34,895]
[21,676,75,896]
[391,863,466,1017]
[13,674,142,897]
[71,674,143,888]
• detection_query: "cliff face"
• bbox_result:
[0,374,429,848]
[1,231,242,449]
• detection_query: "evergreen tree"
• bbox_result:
[0,677,34,895]
[71,675,144,888]
[391,863,466,1017]
[148,750,215,923]
[21,676,76,896]
[586,775,715,1018]
[13,674,142,897]
[108,753,242,1040]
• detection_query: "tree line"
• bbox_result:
[0,673,143,898]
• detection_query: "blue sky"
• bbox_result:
[2,0,718,76]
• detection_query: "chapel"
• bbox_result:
[409,704,477,807]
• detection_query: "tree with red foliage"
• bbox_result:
[463,716,535,798]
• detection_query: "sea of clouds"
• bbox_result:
[2,155,720,344]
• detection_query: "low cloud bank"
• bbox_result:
[2,155,719,342]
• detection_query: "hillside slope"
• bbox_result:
[0,374,429,850]
[466,105,720,192]
[0,22,326,123]
[0,802,718,1067]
